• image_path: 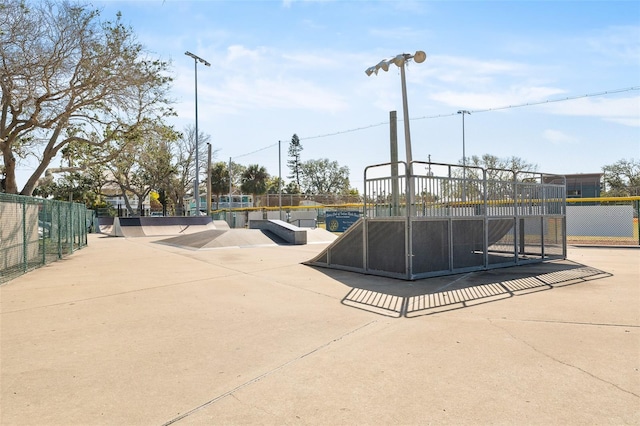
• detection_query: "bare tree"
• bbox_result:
[166,125,211,215]
[0,1,173,195]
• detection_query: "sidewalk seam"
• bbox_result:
[160,319,378,426]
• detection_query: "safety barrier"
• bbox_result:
[0,193,89,284]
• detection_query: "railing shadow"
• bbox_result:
[311,260,611,318]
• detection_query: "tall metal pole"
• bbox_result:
[457,110,470,202]
[228,156,232,225]
[390,111,399,216]
[365,51,426,218]
[228,157,232,210]
[399,62,414,215]
[207,143,212,215]
[185,51,210,215]
[193,58,200,214]
[278,140,283,220]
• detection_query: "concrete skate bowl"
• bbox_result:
[154,224,337,250]
[105,216,229,238]
[305,217,557,280]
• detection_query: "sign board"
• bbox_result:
[325,211,360,232]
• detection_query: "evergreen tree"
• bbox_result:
[287,134,303,187]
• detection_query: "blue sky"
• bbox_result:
[27,0,640,190]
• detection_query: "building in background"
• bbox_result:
[564,173,603,198]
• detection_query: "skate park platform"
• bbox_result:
[249,219,308,245]
[97,216,336,248]
[307,161,568,280]
[1,234,638,425]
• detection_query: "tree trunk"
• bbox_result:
[1,145,18,194]
[121,191,135,216]
[138,194,144,216]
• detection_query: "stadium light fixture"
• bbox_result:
[365,51,427,212]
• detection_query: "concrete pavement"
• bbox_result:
[1,234,639,425]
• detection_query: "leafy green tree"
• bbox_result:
[299,158,350,194]
[266,176,284,194]
[602,158,640,196]
[229,162,246,194]
[284,181,301,194]
[104,124,178,216]
[1,1,173,195]
[240,164,269,205]
[210,162,230,209]
[287,134,303,188]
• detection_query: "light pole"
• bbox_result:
[185,51,211,215]
[457,110,470,202]
[366,51,426,214]
[206,142,212,215]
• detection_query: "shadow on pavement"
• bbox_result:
[310,260,612,318]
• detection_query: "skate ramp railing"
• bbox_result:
[306,161,566,280]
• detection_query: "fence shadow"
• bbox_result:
[310,260,611,318]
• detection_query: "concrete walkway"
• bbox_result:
[1,234,638,425]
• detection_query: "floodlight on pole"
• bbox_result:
[365,51,426,213]
[185,51,211,215]
[457,110,471,202]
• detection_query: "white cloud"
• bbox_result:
[584,25,640,63]
[429,86,566,110]
[542,95,640,127]
[543,129,577,145]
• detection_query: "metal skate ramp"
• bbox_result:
[305,161,566,280]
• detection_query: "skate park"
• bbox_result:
[1,229,638,425]
[95,215,337,248]
[2,160,639,425]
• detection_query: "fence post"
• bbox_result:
[69,202,74,254]
[637,200,640,246]
[22,197,27,273]
[42,200,46,266]
[57,202,62,259]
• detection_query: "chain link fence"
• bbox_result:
[566,197,640,245]
[0,193,90,284]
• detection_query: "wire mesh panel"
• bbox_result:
[452,219,485,270]
[0,194,89,284]
[411,219,450,274]
[518,217,544,260]
[544,217,565,258]
[488,218,516,266]
[366,219,407,276]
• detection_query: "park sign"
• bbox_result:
[325,211,361,233]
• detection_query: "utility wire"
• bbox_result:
[230,86,640,160]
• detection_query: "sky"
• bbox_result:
[15,0,640,191]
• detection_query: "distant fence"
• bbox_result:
[566,197,640,245]
[0,193,90,284]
